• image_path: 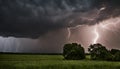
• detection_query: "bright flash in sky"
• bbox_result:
[93,25,99,44]
[92,17,120,44]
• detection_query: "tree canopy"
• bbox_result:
[63,43,120,61]
[88,43,112,60]
[88,43,120,61]
[63,43,85,60]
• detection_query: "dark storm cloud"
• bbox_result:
[0,0,120,38]
[94,0,120,21]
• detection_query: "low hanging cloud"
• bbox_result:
[0,0,120,38]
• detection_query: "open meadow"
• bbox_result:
[0,53,120,69]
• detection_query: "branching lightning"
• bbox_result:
[100,17,120,31]
[67,6,120,45]
[67,28,71,39]
[92,17,120,44]
[67,25,82,40]
[92,7,106,44]
[93,25,99,44]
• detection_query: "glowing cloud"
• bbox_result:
[100,17,120,30]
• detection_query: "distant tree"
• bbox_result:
[110,49,120,61]
[63,43,85,60]
[88,43,112,60]
[113,51,120,61]
[110,49,120,55]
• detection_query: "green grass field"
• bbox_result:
[0,54,120,69]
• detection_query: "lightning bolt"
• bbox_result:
[100,17,120,31]
[92,17,120,44]
[92,7,106,44]
[67,24,83,39]
[93,25,99,44]
[67,7,120,45]
[67,28,71,39]
[68,7,106,42]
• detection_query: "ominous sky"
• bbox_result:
[0,0,120,53]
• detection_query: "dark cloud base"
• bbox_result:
[0,0,120,38]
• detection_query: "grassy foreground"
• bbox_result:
[0,54,120,69]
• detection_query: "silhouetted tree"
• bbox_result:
[110,49,120,61]
[63,43,85,60]
[88,43,112,60]
[110,49,120,55]
[113,51,120,61]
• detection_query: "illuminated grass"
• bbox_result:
[0,54,120,69]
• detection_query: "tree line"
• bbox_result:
[63,43,120,61]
